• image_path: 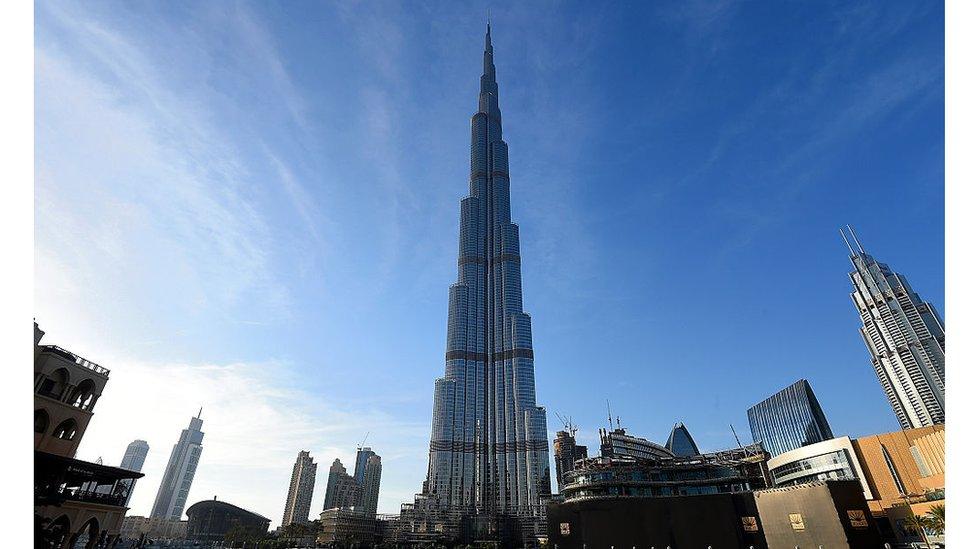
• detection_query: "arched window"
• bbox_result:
[69,379,97,410]
[35,409,50,433]
[38,368,70,399]
[53,419,78,441]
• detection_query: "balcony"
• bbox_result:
[42,345,110,377]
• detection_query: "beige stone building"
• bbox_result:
[851,425,945,544]
[34,322,143,548]
[119,516,188,541]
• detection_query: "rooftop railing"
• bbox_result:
[42,345,110,376]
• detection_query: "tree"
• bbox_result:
[925,503,945,535]
[903,514,933,549]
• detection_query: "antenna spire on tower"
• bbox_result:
[847,224,866,253]
[840,228,855,256]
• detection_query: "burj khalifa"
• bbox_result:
[407,23,552,542]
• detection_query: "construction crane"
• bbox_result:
[554,412,578,437]
[358,432,369,450]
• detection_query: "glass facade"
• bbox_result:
[151,413,204,520]
[747,379,834,457]
[665,423,701,457]
[769,449,857,486]
[419,24,551,520]
[843,227,945,429]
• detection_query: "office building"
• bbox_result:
[150,410,205,520]
[401,22,551,544]
[323,459,361,510]
[119,439,150,507]
[748,379,834,457]
[34,322,143,548]
[282,450,317,526]
[665,422,701,457]
[843,226,946,429]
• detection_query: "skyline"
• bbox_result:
[34,0,943,527]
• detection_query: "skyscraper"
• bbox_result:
[322,459,361,510]
[150,410,204,520]
[842,226,946,429]
[119,439,150,506]
[748,379,834,457]
[416,22,551,531]
[360,455,382,517]
[353,447,377,485]
[664,423,700,457]
[282,450,317,526]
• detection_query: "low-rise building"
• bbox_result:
[852,425,945,545]
[763,426,945,546]
[119,515,187,541]
[317,507,378,546]
[562,443,768,501]
[34,322,144,549]
[185,498,270,543]
[548,480,882,549]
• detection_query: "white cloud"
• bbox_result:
[73,355,428,525]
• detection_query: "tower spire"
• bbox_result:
[847,224,866,253]
[840,228,855,256]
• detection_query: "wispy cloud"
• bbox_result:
[75,354,428,523]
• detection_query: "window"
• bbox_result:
[34,409,50,433]
[53,419,78,441]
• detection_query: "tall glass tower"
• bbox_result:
[843,226,945,429]
[119,439,150,507]
[748,379,834,457]
[420,23,551,524]
[151,410,204,520]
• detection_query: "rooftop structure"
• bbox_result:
[664,422,701,457]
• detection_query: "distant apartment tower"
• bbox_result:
[553,430,588,492]
[282,450,317,526]
[360,455,382,517]
[119,439,150,506]
[665,422,700,457]
[748,379,834,457]
[842,226,945,429]
[353,447,377,485]
[151,410,205,520]
[322,459,361,510]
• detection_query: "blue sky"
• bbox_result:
[35,0,943,523]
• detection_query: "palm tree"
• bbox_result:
[925,503,945,535]
[904,514,933,549]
